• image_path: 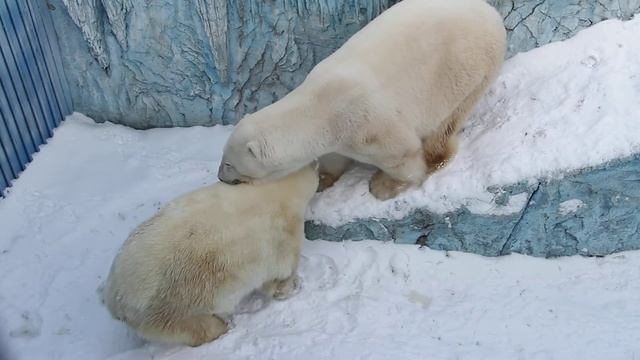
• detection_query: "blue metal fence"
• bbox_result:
[0,0,71,195]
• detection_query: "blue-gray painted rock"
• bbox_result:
[305,155,640,257]
[48,0,640,128]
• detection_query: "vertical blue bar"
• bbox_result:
[31,0,73,117]
[0,0,73,196]
[0,108,17,188]
[0,82,26,176]
[0,42,37,159]
[24,0,68,122]
[1,0,53,139]
[14,0,62,134]
[0,13,44,151]
[0,156,9,191]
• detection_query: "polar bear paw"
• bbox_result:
[369,170,412,200]
[263,275,301,300]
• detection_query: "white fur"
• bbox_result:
[103,165,319,346]
[219,0,506,200]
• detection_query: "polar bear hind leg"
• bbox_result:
[423,78,493,173]
[366,129,428,200]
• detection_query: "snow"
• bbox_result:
[2,17,640,360]
[307,16,640,227]
[558,199,586,215]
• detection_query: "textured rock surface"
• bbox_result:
[48,0,640,128]
[61,0,109,69]
[306,155,640,257]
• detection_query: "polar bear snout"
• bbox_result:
[221,177,242,185]
[218,162,244,185]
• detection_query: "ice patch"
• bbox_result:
[558,199,586,215]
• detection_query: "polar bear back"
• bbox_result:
[103,166,318,325]
[302,0,506,136]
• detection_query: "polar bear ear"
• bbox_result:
[246,141,263,160]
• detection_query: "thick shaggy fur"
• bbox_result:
[103,165,319,346]
[218,0,506,200]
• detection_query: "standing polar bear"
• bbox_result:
[103,165,319,346]
[218,0,506,200]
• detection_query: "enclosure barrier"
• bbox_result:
[0,0,71,195]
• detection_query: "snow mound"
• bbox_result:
[307,16,640,227]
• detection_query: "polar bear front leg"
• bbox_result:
[367,136,428,200]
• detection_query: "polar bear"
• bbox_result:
[102,164,318,347]
[217,0,506,200]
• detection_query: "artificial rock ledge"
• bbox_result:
[50,0,640,128]
[305,155,640,258]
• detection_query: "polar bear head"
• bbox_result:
[218,116,303,184]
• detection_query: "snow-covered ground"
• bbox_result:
[2,17,640,360]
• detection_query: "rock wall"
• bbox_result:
[306,155,640,257]
[49,0,640,128]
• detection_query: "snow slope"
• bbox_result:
[1,117,639,359]
[0,119,639,360]
[2,16,640,360]
[1,132,640,359]
[307,16,640,226]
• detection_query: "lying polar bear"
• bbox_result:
[218,0,506,200]
[102,164,318,346]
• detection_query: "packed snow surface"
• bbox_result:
[0,115,639,359]
[2,17,640,360]
[307,16,640,226]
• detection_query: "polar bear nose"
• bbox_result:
[219,177,242,185]
[218,174,239,185]
[218,162,243,185]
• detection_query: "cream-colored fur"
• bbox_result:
[218,0,506,200]
[103,165,319,347]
